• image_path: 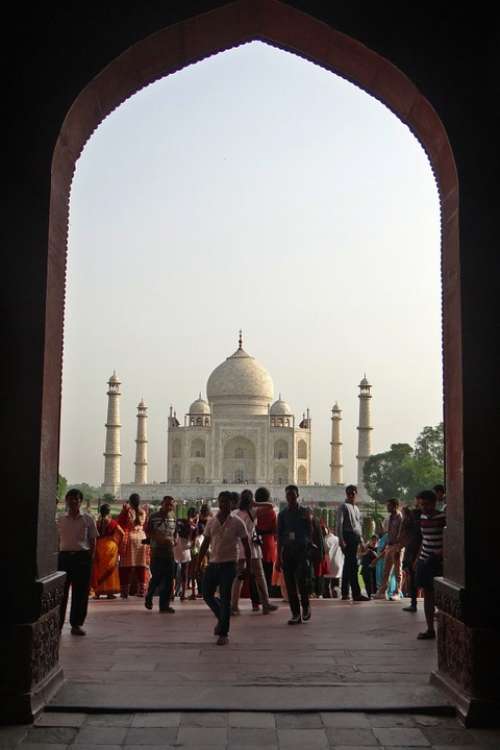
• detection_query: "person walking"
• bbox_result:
[374,499,403,600]
[56,488,98,635]
[231,490,278,615]
[276,485,314,624]
[336,485,370,602]
[400,502,422,612]
[144,496,177,613]
[196,491,252,645]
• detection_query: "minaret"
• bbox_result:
[356,375,373,496]
[134,399,148,485]
[330,402,343,485]
[102,371,121,497]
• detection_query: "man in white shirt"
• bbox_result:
[196,491,252,645]
[336,485,370,602]
[56,488,98,635]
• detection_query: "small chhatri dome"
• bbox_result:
[360,374,371,387]
[138,398,146,409]
[189,393,211,415]
[270,394,293,416]
[332,401,341,413]
[109,370,120,384]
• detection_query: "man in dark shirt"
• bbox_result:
[277,485,313,624]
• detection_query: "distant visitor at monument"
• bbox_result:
[101,332,374,503]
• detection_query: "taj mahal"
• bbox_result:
[102,333,374,504]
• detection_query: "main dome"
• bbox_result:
[206,339,274,415]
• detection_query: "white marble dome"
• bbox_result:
[206,344,274,415]
[189,395,210,415]
[270,396,293,416]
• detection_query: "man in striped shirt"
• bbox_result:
[415,489,446,640]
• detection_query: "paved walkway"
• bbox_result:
[3,598,500,747]
[3,708,500,749]
[52,597,447,712]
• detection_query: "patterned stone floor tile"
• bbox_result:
[228,713,275,728]
[35,713,86,728]
[320,713,371,728]
[277,728,328,747]
[176,726,228,745]
[130,713,180,728]
[372,726,430,745]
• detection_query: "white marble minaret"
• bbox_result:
[330,402,344,485]
[134,399,148,485]
[356,375,373,495]
[102,371,121,497]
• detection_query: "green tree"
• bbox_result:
[414,422,444,465]
[57,474,68,500]
[70,483,100,502]
[363,424,444,505]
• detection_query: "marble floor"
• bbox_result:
[52,596,446,711]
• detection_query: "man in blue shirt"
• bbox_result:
[277,485,313,624]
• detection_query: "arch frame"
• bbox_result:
[10,0,494,727]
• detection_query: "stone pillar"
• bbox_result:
[430,189,500,725]
[330,402,343,485]
[102,372,121,497]
[356,376,373,496]
[134,400,148,484]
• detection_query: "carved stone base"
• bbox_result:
[0,573,65,725]
[432,609,500,727]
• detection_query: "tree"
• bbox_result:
[69,483,100,502]
[414,422,444,465]
[363,424,444,505]
[57,474,67,500]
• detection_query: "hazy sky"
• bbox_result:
[60,41,442,487]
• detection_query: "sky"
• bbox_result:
[60,41,442,487]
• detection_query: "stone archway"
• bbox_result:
[223,436,256,484]
[9,0,496,727]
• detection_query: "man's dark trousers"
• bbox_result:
[341,532,362,599]
[203,562,236,636]
[146,552,175,610]
[403,546,418,607]
[58,550,92,628]
[282,542,310,617]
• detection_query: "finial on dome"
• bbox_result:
[238,329,243,350]
[199,392,202,400]
[279,392,282,400]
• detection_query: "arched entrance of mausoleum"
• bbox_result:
[7,0,498,729]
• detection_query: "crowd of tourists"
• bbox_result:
[56,482,446,645]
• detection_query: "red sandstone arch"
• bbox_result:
[48,0,460,580]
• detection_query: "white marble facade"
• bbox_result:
[102,336,374,502]
[167,337,312,487]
